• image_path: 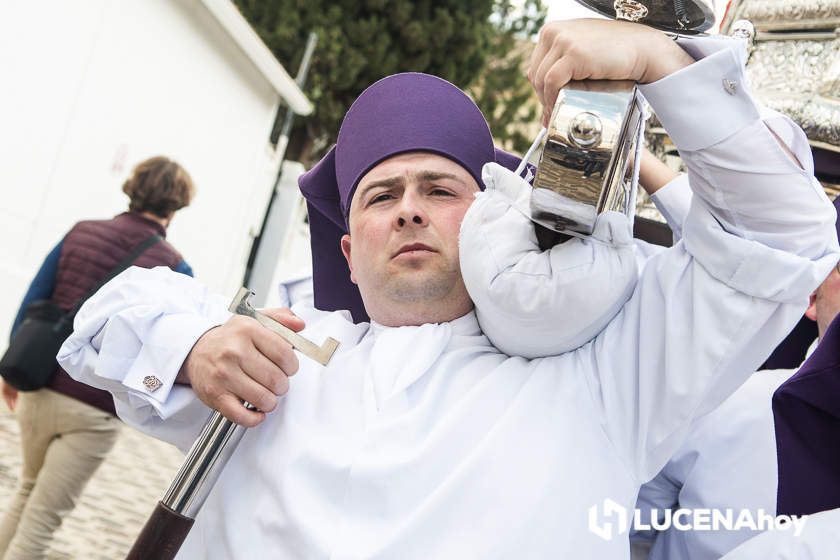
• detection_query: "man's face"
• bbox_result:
[806,262,840,338]
[340,152,480,325]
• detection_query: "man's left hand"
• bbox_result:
[528,19,695,125]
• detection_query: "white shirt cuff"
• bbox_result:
[650,173,691,239]
[639,37,759,151]
[122,313,224,409]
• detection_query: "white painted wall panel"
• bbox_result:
[0,0,290,345]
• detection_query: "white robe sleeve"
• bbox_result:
[650,173,692,241]
[460,167,640,358]
[57,266,231,451]
[632,174,691,273]
[460,169,692,358]
[583,37,839,482]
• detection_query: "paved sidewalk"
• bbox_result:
[0,405,184,559]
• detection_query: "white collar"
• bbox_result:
[369,310,481,338]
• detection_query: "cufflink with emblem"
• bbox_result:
[143,375,163,392]
[723,78,738,95]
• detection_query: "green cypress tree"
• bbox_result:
[467,0,546,153]
[234,0,545,162]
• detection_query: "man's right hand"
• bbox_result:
[177,308,305,427]
[528,19,695,126]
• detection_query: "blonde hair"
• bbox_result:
[122,156,195,217]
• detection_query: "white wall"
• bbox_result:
[0,0,287,344]
[262,163,313,309]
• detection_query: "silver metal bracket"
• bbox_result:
[229,287,339,366]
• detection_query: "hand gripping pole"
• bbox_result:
[125,288,338,559]
[228,287,339,365]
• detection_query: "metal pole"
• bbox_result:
[125,287,338,559]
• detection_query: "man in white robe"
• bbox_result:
[57,20,837,559]
[463,167,829,559]
[719,237,840,559]
[458,114,830,560]
[629,199,840,560]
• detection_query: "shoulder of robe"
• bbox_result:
[730,369,794,410]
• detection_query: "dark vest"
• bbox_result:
[49,212,185,414]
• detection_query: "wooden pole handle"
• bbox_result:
[125,501,194,560]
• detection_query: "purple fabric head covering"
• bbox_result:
[836,195,840,240]
[773,195,840,516]
[774,312,840,516]
[299,73,532,322]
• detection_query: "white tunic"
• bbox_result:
[633,369,797,559]
[57,37,838,559]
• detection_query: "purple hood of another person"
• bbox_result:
[773,195,840,516]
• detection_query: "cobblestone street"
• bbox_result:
[0,404,184,559]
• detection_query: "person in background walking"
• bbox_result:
[0,156,195,559]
